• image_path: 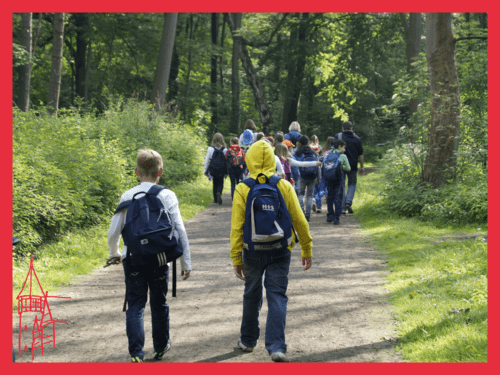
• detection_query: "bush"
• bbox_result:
[13,99,207,256]
[380,144,487,225]
[363,144,386,162]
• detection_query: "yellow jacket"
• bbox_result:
[230,140,313,266]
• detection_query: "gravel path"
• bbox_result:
[13,188,403,362]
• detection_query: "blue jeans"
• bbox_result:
[291,166,300,193]
[326,176,344,221]
[228,167,243,200]
[298,178,316,216]
[240,249,291,354]
[123,258,170,359]
[342,170,358,210]
[314,178,327,208]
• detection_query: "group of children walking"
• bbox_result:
[204,119,351,225]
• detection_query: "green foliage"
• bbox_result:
[356,170,487,362]
[379,145,487,225]
[13,99,206,257]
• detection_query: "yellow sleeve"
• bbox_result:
[230,183,248,266]
[278,180,313,258]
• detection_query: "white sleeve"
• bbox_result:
[288,158,319,167]
[239,134,244,147]
[163,191,191,271]
[107,210,126,258]
[275,155,284,175]
[204,147,214,174]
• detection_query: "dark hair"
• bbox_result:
[244,119,258,131]
[275,134,284,143]
[324,136,335,150]
[333,139,346,149]
[256,132,265,141]
[298,135,309,146]
[267,136,275,146]
[230,136,239,145]
[342,121,353,130]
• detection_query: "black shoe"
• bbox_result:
[326,216,333,223]
[217,192,222,205]
[305,215,310,222]
[154,341,171,360]
[346,203,354,214]
[131,356,144,363]
[333,219,340,225]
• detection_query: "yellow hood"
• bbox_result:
[246,140,276,181]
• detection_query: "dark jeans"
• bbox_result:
[123,258,170,359]
[212,175,225,202]
[240,249,291,354]
[326,176,344,221]
[342,170,358,210]
[228,167,243,200]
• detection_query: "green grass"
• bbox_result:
[354,170,488,362]
[13,176,216,310]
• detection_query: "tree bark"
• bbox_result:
[74,13,88,99]
[226,13,273,133]
[230,13,242,134]
[423,13,461,188]
[47,13,65,115]
[84,14,92,108]
[400,13,422,143]
[151,13,178,112]
[210,13,218,132]
[282,13,309,131]
[18,13,32,112]
[182,14,195,118]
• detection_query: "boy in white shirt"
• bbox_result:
[107,148,192,362]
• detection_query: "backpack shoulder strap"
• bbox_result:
[147,184,167,196]
[115,199,132,214]
[114,185,167,214]
[269,175,281,186]
[242,178,256,189]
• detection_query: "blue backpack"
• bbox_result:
[242,174,293,252]
[285,131,301,146]
[115,185,183,267]
[322,152,343,182]
[242,129,255,149]
[298,154,318,180]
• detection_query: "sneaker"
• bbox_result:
[312,203,317,212]
[217,192,222,205]
[346,203,354,214]
[341,211,346,215]
[333,219,340,225]
[305,215,310,222]
[316,208,322,213]
[326,216,333,223]
[238,340,254,352]
[154,342,171,360]
[271,352,289,362]
[131,356,144,363]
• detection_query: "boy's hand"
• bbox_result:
[181,270,191,280]
[302,257,312,271]
[104,256,121,268]
[233,265,246,281]
[316,161,322,166]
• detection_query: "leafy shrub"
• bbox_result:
[13,99,206,256]
[380,144,487,225]
[363,144,386,162]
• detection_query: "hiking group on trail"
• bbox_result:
[107,119,364,362]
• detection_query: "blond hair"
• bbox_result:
[211,132,226,149]
[289,121,301,132]
[275,144,291,161]
[136,148,163,179]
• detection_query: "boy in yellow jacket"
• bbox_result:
[230,140,313,362]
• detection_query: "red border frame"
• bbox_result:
[4,2,496,374]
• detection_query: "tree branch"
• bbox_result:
[226,13,289,48]
[454,36,487,44]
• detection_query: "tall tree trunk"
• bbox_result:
[423,13,461,188]
[47,13,65,115]
[230,13,242,134]
[226,13,273,133]
[400,13,422,143]
[84,14,92,108]
[182,14,195,118]
[151,13,178,112]
[210,13,218,133]
[18,13,32,112]
[220,16,225,88]
[281,14,300,131]
[74,13,88,99]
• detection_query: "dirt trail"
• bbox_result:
[13,189,404,363]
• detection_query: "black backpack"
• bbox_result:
[115,185,183,268]
[208,147,227,177]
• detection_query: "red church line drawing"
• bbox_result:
[16,254,71,360]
